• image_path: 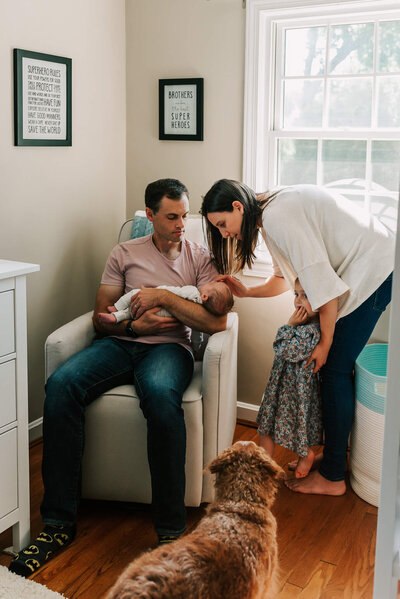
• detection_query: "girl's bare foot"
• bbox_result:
[258,434,275,457]
[288,452,323,472]
[295,449,315,478]
[285,470,346,496]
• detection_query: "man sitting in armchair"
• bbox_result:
[9,178,227,577]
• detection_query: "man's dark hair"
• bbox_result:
[145,178,189,213]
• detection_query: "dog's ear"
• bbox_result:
[259,451,285,481]
[206,446,237,474]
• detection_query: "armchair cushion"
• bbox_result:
[130,212,153,239]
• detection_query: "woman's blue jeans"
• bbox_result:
[319,273,393,482]
[41,338,194,536]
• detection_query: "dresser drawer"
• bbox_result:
[0,360,16,428]
[0,291,15,357]
[0,428,18,518]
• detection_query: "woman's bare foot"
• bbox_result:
[288,452,323,472]
[284,470,346,496]
[295,449,315,478]
[98,312,117,323]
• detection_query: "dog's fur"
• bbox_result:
[106,441,284,599]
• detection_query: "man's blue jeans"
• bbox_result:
[319,273,393,482]
[41,338,194,536]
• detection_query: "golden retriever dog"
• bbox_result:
[106,441,284,599]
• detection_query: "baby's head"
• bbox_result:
[294,278,318,321]
[199,281,234,316]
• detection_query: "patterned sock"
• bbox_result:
[8,524,76,577]
[158,533,181,546]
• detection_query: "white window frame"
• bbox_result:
[243,0,400,277]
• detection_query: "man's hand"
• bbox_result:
[131,285,226,335]
[305,340,331,374]
[133,306,179,335]
[288,306,308,326]
[130,287,169,320]
[93,284,178,337]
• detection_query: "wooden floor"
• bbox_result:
[0,424,387,598]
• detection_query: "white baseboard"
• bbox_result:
[237,401,258,423]
[29,417,43,443]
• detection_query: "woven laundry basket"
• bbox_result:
[350,343,388,507]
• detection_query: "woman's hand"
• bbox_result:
[305,340,331,374]
[306,296,338,373]
[130,287,169,319]
[216,275,249,297]
[288,306,308,326]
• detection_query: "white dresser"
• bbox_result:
[0,260,39,551]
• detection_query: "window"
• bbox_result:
[244,0,400,276]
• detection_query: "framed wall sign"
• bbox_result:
[159,78,203,141]
[14,49,72,146]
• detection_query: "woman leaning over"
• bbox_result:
[201,180,394,496]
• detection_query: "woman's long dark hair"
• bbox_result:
[201,179,278,274]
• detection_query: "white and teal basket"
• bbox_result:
[350,343,388,507]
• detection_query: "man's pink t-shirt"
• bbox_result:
[101,234,218,351]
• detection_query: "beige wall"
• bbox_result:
[0,0,126,424]
[125,0,245,215]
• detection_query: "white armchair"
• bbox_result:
[45,215,238,507]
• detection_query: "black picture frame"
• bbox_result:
[14,48,72,146]
[159,78,203,141]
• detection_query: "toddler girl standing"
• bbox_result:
[257,279,324,478]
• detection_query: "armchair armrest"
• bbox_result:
[202,311,238,473]
[45,311,96,379]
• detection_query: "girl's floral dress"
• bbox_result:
[256,322,322,457]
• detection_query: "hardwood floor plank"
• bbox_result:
[276,582,303,598]
[318,495,376,566]
[297,561,336,598]
[287,486,371,587]
[274,483,341,588]
[320,512,377,599]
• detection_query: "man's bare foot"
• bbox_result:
[288,452,323,472]
[295,449,315,478]
[98,312,117,323]
[285,470,346,496]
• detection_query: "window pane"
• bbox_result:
[284,27,326,76]
[283,80,323,128]
[322,140,367,185]
[372,141,400,192]
[341,193,367,211]
[377,77,400,127]
[378,21,400,73]
[329,23,374,74]
[328,78,372,127]
[371,195,398,233]
[278,139,317,185]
